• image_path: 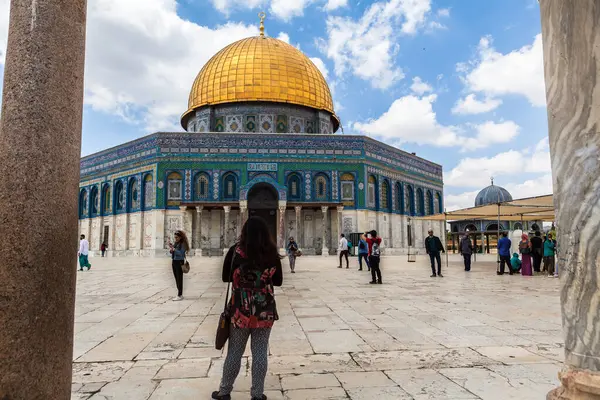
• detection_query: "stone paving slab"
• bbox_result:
[71,255,563,399]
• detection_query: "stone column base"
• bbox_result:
[321,248,329,256]
[548,367,600,399]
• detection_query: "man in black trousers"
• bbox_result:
[530,230,543,273]
[425,229,445,277]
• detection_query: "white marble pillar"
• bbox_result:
[278,201,287,251]
[337,206,344,238]
[223,206,231,255]
[136,212,144,254]
[239,201,248,237]
[195,206,203,257]
[295,206,302,247]
[321,206,329,256]
[109,215,117,256]
[541,1,600,398]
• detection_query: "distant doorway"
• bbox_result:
[103,226,109,247]
[247,183,278,241]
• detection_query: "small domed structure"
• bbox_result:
[475,180,513,206]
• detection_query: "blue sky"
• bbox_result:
[0,0,551,210]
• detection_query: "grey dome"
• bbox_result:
[475,184,513,206]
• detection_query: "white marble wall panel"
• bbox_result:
[115,214,127,251]
[210,210,221,249]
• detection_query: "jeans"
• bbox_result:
[219,327,271,398]
[369,255,381,282]
[358,253,369,270]
[462,253,471,271]
[339,250,349,268]
[499,255,511,274]
[288,254,296,271]
[101,250,106,257]
[172,260,184,296]
[428,251,442,275]
[544,255,555,275]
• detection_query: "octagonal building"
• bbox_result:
[78,29,444,257]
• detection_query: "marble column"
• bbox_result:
[136,212,144,254]
[195,206,203,257]
[541,1,600,399]
[0,0,87,397]
[321,206,329,256]
[337,206,344,238]
[223,206,231,254]
[278,201,287,251]
[295,206,302,247]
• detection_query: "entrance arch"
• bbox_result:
[247,183,278,241]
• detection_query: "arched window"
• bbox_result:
[102,184,111,215]
[128,178,139,212]
[196,173,210,200]
[513,222,523,230]
[531,223,540,232]
[287,173,302,201]
[435,192,442,214]
[381,180,390,211]
[315,174,328,201]
[90,186,99,216]
[223,173,237,200]
[367,175,377,208]
[340,173,355,201]
[143,174,154,209]
[406,185,415,216]
[396,182,404,213]
[425,190,433,215]
[114,180,125,211]
[79,189,88,218]
[416,188,425,216]
[167,172,183,200]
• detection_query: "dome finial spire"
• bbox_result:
[258,12,266,37]
[491,176,494,186]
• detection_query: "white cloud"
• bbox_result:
[310,57,329,80]
[437,8,450,17]
[462,120,520,151]
[444,137,551,188]
[459,34,546,106]
[410,76,432,95]
[277,32,290,43]
[445,190,480,211]
[270,0,314,21]
[325,0,348,11]
[452,93,502,115]
[83,0,258,131]
[210,0,266,15]
[354,93,462,146]
[319,0,434,89]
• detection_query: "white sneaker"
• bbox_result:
[172,296,183,301]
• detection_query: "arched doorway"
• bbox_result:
[247,183,278,241]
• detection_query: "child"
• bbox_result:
[510,252,522,274]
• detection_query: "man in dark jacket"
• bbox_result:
[459,234,473,271]
[530,231,543,272]
[425,229,445,277]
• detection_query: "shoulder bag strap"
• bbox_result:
[224,250,235,311]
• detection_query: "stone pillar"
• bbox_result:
[321,206,329,256]
[239,201,248,234]
[541,1,600,398]
[136,212,144,254]
[337,206,344,237]
[295,206,302,247]
[0,0,87,398]
[223,206,231,255]
[278,201,287,251]
[195,206,203,257]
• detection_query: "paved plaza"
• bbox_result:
[71,254,563,399]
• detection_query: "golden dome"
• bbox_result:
[181,36,339,131]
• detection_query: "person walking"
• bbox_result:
[100,242,107,257]
[519,233,533,276]
[544,233,556,277]
[169,230,189,301]
[78,234,92,271]
[358,234,370,271]
[286,236,299,273]
[212,217,283,400]
[459,233,473,271]
[366,230,382,284]
[338,234,349,269]
[530,231,543,273]
[497,232,512,275]
[425,229,445,277]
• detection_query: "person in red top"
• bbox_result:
[213,217,283,400]
[366,230,383,284]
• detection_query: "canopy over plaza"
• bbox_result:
[421,194,555,254]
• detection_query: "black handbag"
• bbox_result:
[216,252,235,350]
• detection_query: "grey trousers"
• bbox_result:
[288,254,296,271]
[219,327,271,397]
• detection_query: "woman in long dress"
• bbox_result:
[519,233,533,276]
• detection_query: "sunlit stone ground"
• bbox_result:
[71,254,563,400]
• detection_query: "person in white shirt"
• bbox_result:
[338,234,349,269]
[78,234,92,271]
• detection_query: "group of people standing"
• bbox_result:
[336,232,383,284]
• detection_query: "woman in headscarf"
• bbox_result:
[519,233,533,276]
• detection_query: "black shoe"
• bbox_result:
[337,266,342,268]
[497,271,503,275]
[377,281,382,284]
[438,274,444,278]
[368,268,371,271]
[509,272,514,275]
[346,266,349,269]
[291,270,296,273]
[251,396,267,400]
[212,392,231,400]
[430,274,437,278]
[369,281,377,284]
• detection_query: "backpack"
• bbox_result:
[232,259,278,324]
[371,241,381,257]
[347,241,353,250]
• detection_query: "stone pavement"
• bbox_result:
[71,254,563,399]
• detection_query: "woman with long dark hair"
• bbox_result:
[212,217,283,400]
[169,230,189,301]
